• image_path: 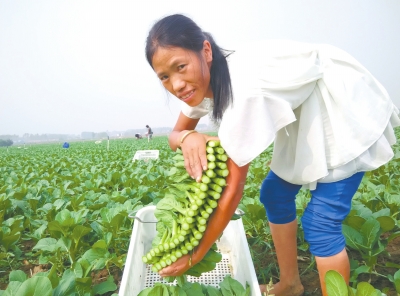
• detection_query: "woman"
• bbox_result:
[145,125,153,141]
[145,14,399,296]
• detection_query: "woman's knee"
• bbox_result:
[260,171,301,224]
[301,210,346,256]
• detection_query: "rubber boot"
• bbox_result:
[260,219,304,296]
[315,248,350,296]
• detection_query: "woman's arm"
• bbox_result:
[159,159,250,277]
[169,112,217,181]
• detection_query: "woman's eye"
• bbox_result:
[160,75,168,81]
[178,64,186,70]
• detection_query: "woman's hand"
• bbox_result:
[158,254,192,277]
[180,132,219,182]
[158,158,250,278]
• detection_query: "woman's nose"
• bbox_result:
[172,77,185,93]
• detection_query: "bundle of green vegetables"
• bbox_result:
[142,140,230,276]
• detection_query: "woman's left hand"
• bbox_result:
[158,254,191,277]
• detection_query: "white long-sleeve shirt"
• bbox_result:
[182,40,400,189]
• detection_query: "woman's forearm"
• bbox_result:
[192,159,250,264]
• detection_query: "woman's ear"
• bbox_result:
[203,40,213,63]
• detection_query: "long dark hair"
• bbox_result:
[145,14,234,121]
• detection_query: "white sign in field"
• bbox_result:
[132,150,159,162]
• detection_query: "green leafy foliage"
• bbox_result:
[0,129,399,294]
[137,275,249,296]
[325,270,385,296]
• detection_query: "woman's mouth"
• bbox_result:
[180,90,195,102]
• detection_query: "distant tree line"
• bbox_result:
[0,139,13,147]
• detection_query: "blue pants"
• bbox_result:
[259,170,364,257]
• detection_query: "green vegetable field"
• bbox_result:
[1,129,399,295]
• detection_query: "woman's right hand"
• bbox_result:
[179,132,219,182]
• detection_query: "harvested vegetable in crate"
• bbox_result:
[142,140,229,277]
[138,274,251,296]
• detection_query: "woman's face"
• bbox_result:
[151,41,213,107]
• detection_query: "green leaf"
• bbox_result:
[156,195,186,214]
[342,225,363,251]
[154,209,175,229]
[33,238,57,252]
[93,276,117,295]
[385,262,400,269]
[176,275,187,287]
[206,286,222,296]
[1,233,20,250]
[137,287,153,296]
[371,208,390,218]
[31,224,47,241]
[9,270,27,282]
[110,214,124,231]
[72,225,91,243]
[56,209,71,223]
[15,276,52,296]
[81,248,108,269]
[355,282,376,296]
[352,265,370,279]
[202,249,223,263]
[100,208,113,224]
[56,237,72,252]
[71,262,84,278]
[219,275,245,296]
[376,216,395,232]
[48,221,65,236]
[53,199,65,211]
[75,277,92,295]
[345,216,366,231]
[244,283,251,296]
[325,270,348,296]
[92,240,108,249]
[393,269,400,293]
[182,282,203,296]
[186,260,216,277]
[168,285,187,296]
[147,284,169,296]
[360,218,380,247]
[245,204,266,220]
[47,265,59,289]
[82,248,107,262]
[348,286,356,296]
[4,281,23,296]
[53,269,76,296]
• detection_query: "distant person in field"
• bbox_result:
[145,125,153,142]
[135,133,142,140]
[145,14,400,296]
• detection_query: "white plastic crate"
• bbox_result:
[119,205,261,296]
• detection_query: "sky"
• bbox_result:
[1,0,399,136]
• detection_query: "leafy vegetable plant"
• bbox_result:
[325,270,385,296]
